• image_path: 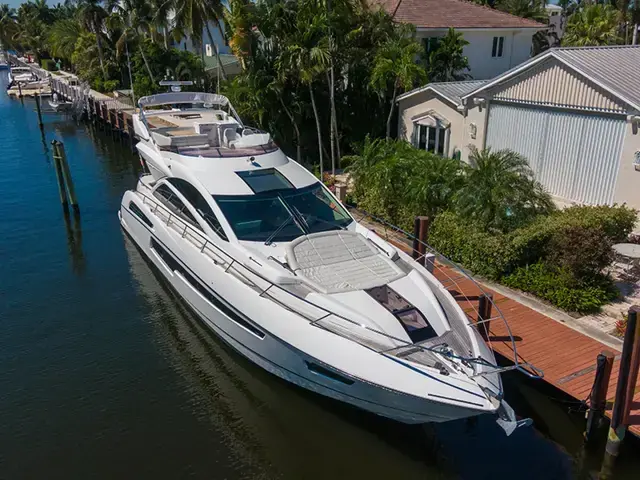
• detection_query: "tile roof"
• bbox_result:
[397,80,488,106]
[372,0,545,29]
[463,45,640,111]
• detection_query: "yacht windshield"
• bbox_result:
[215,183,353,242]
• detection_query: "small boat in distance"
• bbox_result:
[119,84,542,431]
[48,93,73,112]
[0,52,8,70]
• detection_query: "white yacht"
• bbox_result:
[7,65,35,85]
[119,91,541,429]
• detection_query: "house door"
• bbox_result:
[485,103,626,205]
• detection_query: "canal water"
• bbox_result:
[0,72,637,479]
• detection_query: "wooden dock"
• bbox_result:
[7,56,138,145]
[360,217,640,437]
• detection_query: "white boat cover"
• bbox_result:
[286,231,405,294]
[138,92,230,108]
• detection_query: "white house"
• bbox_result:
[373,0,545,80]
[397,46,640,211]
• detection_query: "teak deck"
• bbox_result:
[431,266,640,437]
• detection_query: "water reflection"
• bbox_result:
[63,208,85,276]
[122,233,441,479]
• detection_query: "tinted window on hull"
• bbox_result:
[150,238,265,339]
[129,201,153,228]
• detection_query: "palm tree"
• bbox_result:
[279,0,331,177]
[563,4,620,47]
[224,0,254,70]
[151,0,173,50]
[455,147,554,231]
[107,0,157,83]
[77,0,109,80]
[427,28,470,82]
[370,23,426,139]
[173,0,228,80]
[49,18,81,61]
[496,0,548,23]
[0,4,17,49]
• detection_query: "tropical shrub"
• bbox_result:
[455,147,555,232]
[503,263,618,314]
[346,138,463,230]
[428,211,518,279]
[41,58,58,71]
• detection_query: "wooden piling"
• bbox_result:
[623,306,640,425]
[584,351,615,442]
[601,307,639,477]
[17,82,23,99]
[477,293,493,341]
[412,217,421,260]
[52,141,79,214]
[56,141,79,214]
[34,93,44,129]
[51,141,68,209]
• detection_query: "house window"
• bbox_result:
[492,36,505,58]
[413,124,446,156]
[422,37,441,64]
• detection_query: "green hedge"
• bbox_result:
[41,59,58,71]
[503,263,618,313]
[429,204,637,312]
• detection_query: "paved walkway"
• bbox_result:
[358,213,640,436]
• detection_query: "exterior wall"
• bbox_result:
[417,28,537,80]
[397,90,465,155]
[613,121,640,210]
[174,21,231,56]
[397,90,487,163]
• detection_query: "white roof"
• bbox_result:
[397,80,488,107]
[462,45,640,112]
[138,92,230,108]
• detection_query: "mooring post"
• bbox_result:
[51,141,68,209]
[34,93,44,129]
[584,350,615,443]
[477,293,493,341]
[600,307,638,477]
[56,141,80,214]
[623,306,640,425]
[17,81,23,99]
[412,217,421,260]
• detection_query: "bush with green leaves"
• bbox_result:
[503,263,618,314]
[429,204,637,311]
[345,137,463,230]
[41,58,58,71]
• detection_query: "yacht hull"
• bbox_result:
[120,194,495,425]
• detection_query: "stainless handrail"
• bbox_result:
[135,190,543,380]
[346,206,544,380]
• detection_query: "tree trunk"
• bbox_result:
[95,33,107,80]
[205,22,227,80]
[139,44,156,85]
[308,82,323,179]
[326,70,335,176]
[163,28,169,50]
[386,81,398,139]
[279,96,301,163]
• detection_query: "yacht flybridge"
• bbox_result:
[119,90,542,430]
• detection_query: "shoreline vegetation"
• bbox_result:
[2,0,638,316]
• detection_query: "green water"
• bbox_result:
[0,72,637,479]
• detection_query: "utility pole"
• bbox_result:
[634,24,638,46]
